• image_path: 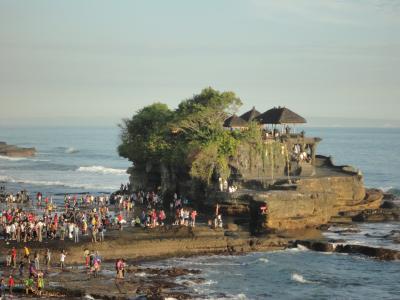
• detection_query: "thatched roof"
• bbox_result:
[256,107,306,124]
[223,115,248,128]
[240,107,261,122]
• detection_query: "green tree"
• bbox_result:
[118,102,173,165]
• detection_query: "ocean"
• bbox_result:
[0,127,130,196]
[1,126,399,299]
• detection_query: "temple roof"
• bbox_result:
[223,114,248,128]
[240,107,261,122]
[256,107,307,124]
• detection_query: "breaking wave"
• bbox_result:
[65,147,79,154]
[0,155,27,161]
[0,175,116,191]
[291,273,315,284]
[77,165,126,175]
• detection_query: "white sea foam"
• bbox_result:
[291,273,314,284]
[65,147,79,154]
[77,165,126,175]
[0,175,116,191]
[296,244,309,251]
[0,155,49,162]
[258,258,269,263]
[203,279,218,285]
[0,155,27,161]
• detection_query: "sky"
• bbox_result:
[0,0,399,127]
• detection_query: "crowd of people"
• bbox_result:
[0,245,65,298]
[0,185,226,297]
[0,200,110,245]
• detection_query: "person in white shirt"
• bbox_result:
[60,250,67,270]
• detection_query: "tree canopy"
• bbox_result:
[118,87,262,187]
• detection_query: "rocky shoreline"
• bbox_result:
[2,218,400,299]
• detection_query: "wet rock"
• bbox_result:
[352,208,400,222]
[335,244,400,260]
[383,193,396,201]
[295,240,400,260]
[295,240,336,252]
[380,201,398,209]
[132,267,200,277]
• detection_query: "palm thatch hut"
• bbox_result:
[240,107,261,122]
[223,114,248,130]
[255,107,306,125]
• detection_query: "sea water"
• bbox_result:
[0,127,130,195]
[1,126,400,299]
[143,250,400,300]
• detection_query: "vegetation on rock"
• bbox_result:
[118,87,284,194]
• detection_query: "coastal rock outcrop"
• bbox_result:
[0,141,36,157]
[248,176,383,231]
[295,240,400,260]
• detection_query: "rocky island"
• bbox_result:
[0,141,36,157]
[119,88,387,234]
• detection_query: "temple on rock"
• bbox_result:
[222,106,320,185]
[121,99,383,234]
[216,106,383,233]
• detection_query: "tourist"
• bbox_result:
[60,250,67,270]
[34,251,40,270]
[60,221,66,240]
[91,225,98,243]
[116,258,124,279]
[73,222,79,243]
[8,275,15,296]
[0,277,5,299]
[190,210,197,227]
[98,223,104,242]
[45,248,51,268]
[19,260,25,276]
[29,262,37,277]
[37,273,44,296]
[0,276,6,299]
[68,222,74,239]
[84,248,90,268]
[24,245,30,263]
[24,276,34,295]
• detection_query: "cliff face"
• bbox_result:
[250,175,382,231]
[295,176,366,213]
[230,142,287,183]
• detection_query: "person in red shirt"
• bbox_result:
[190,210,197,227]
[8,275,15,295]
[11,247,17,268]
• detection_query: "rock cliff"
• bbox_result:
[248,174,382,231]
